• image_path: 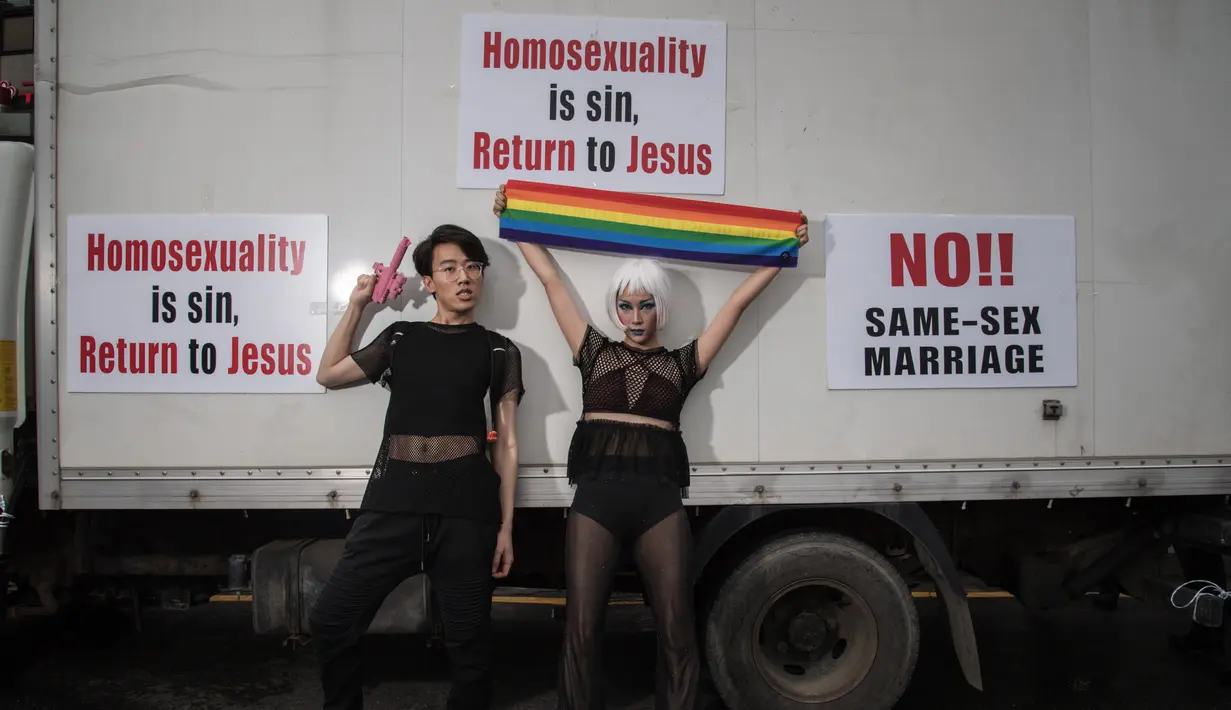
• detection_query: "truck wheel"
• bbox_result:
[704,531,920,710]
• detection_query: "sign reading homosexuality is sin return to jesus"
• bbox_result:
[65,214,329,394]
[824,214,1078,390]
[457,13,727,195]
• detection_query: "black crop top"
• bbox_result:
[574,324,705,426]
[349,320,524,521]
[565,324,706,489]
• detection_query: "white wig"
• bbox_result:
[606,258,671,331]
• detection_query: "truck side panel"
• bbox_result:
[42,1,1231,505]
[1088,0,1231,455]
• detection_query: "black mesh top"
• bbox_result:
[566,324,706,488]
[349,320,523,521]
[574,324,705,425]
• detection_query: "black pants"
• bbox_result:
[308,511,499,710]
[558,479,700,710]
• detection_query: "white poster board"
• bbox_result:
[825,214,1077,390]
[457,12,727,194]
[65,214,329,393]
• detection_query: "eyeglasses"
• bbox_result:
[433,262,486,281]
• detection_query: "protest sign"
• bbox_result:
[457,13,727,194]
[825,214,1077,389]
[65,214,328,393]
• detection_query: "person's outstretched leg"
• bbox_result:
[557,510,622,710]
[309,512,422,710]
[426,515,500,710]
[632,508,700,710]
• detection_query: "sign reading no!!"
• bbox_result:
[825,214,1078,390]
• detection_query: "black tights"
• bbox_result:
[557,486,700,710]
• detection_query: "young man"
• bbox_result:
[309,224,524,710]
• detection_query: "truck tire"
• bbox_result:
[704,531,920,710]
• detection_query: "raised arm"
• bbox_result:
[316,274,375,388]
[695,216,810,373]
[494,184,588,357]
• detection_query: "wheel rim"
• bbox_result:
[750,578,879,704]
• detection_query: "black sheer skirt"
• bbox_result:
[565,418,691,488]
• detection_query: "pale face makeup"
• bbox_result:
[617,289,660,348]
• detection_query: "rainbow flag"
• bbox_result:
[497,180,804,267]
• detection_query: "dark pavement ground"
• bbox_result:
[1,596,1228,709]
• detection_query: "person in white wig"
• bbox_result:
[493,184,808,709]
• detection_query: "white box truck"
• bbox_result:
[2,1,1229,708]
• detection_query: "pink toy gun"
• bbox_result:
[371,237,410,303]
